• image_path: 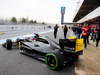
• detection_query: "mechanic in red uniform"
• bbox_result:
[81,23,89,49]
[86,24,90,44]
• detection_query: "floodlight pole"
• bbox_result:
[61,7,65,25]
[61,14,64,24]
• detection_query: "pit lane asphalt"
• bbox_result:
[0,29,75,75]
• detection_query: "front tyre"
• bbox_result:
[6,39,12,50]
[45,52,64,70]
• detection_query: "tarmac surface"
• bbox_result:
[0,29,75,75]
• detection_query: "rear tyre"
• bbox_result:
[45,51,64,69]
[6,39,12,50]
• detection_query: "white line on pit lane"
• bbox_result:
[0,30,54,44]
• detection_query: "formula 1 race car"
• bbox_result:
[2,33,83,70]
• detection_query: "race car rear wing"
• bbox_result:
[59,38,83,55]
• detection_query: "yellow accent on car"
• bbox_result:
[19,42,21,50]
[75,38,84,52]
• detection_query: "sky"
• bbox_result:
[0,0,79,24]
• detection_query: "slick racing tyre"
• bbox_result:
[45,51,64,69]
[6,39,12,49]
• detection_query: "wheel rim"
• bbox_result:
[45,53,58,69]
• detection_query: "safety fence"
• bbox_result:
[0,24,52,34]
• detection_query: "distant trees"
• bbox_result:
[42,22,45,25]
[21,17,26,24]
[21,18,37,24]
[11,17,17,24]
[29,20,34,23]
[29,20,37,24]
[33,20,37,24]
[10,17,45,25]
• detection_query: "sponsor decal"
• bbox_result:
[64,46,75,51]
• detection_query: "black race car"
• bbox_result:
[2,34,83,70]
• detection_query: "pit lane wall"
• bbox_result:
[78,6,100,23]
[0,24,50,34]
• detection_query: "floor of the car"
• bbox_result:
[24,41,52,53]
